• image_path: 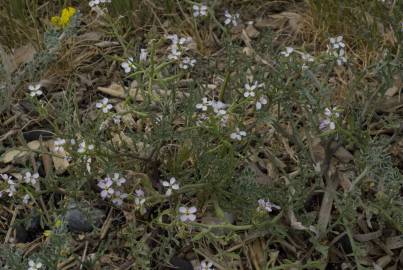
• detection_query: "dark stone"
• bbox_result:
[15,215,43,243]
[169,257,193,270]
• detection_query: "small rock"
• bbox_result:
[64,202,105,233]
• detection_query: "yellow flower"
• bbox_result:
[51,7,77,28]
[43,230,53,238]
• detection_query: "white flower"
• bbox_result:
[243,81,263,97]
[24,172,39,185]
[257,199,281,213]
[198,260,215,270]
[193,4,208,17]
[162,177,180,196]
[54,138,66,152]
[211,100,227,115]
[178,36,193,45]
[96,97,113,113]
[301,53,314,62]
[23,194,30,204]
[89,0,100,7]
[179,206,197,222]
[166,34,179,44]
[89,0,111,7]
[256,96,268,110]
[280,47,294,57]
[224,10,240,26]
[139,48,148,62]
[230,128,247,141]
[121,57,136,73]
[28,84,43,97]
[329,36,345,49]
[28,260,43,270]
[179,57,196,69]
[77,141,94,154]
[112,173,126,186]
[196,97,211,111]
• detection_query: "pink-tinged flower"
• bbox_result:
[161,177,180,196]
[179,206,197,222]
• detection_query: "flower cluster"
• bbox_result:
[195,97,228,126]
[166,34,196,69]
[51,7,77,28]
[77,140,95,172]
[97,173,128,206]
[257,198,281,213]
[329,36,347,66]
[319,107,340,131]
